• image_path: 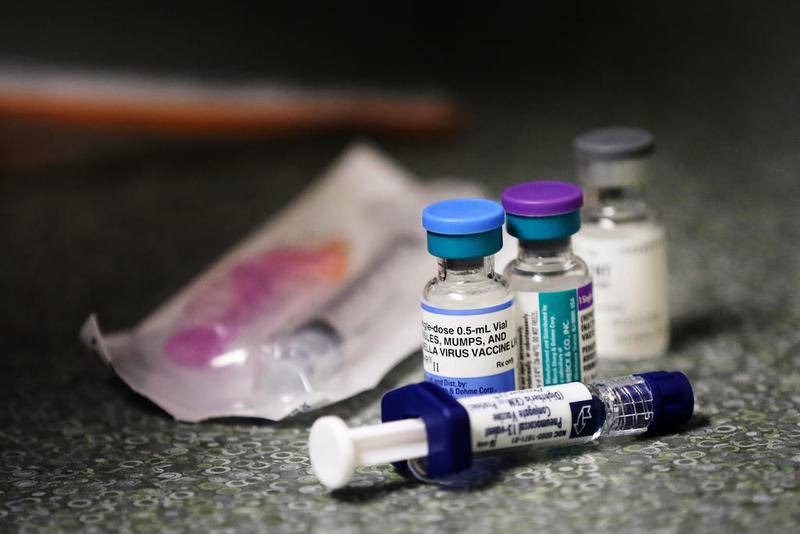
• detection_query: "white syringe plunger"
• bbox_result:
[309,416,428,489]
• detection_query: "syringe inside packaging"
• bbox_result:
[259,236,428,399]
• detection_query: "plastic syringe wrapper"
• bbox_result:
[81,144,484,421]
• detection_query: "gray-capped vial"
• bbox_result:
[501,181,597,389]
[421,199,517,398]
[572,127,669,360]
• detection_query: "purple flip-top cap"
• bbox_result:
[501,181,583,217]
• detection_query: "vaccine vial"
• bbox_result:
[421,198,517,398]
[572,127,670,359]
[501,181,597,388]
[309,370,694,489]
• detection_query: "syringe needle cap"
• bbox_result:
[309,416,356,490]
[637,371,695,435]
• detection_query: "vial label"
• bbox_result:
[514,283,597,388]
[573,223,669,359]
[421,300,517,398]
[458,381,598,452]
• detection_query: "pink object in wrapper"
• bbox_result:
[80,143,484,421]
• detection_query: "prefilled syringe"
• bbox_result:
[309,371,693,489]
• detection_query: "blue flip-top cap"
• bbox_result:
[636,371,694,435]
[423,198,504,259]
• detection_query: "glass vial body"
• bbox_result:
[424,257,512,310]
[504,237,597,388]
[421,199,517,398]
[572,127,670,360]
[501,182,598,390]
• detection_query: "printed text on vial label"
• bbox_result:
[421,302,517,396]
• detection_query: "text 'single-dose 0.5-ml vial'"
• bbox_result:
[501,181,597,389]
[572,127,669,360]
[421,199,517,398]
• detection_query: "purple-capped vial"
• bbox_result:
[501,181,598,389]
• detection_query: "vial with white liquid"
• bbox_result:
[572,127,670,359]
[501,181,597,389]
[421,199,517,398]
[309,370,694,489]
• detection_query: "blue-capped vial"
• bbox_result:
[420,198,517,398]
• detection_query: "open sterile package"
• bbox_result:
[81,143,484,421]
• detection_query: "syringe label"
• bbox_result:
[421,300,517,398]
[515,283,597,388]
[458,382,596,452]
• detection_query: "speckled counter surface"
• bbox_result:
[4,23,800,528]
[2,119,799,532]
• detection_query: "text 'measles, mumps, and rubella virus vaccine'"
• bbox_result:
[309,371,694,489]
[572,127,670,360]
[420,198,517,398]
[501,181,597,389]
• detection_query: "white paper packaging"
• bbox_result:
[81,143,484,421]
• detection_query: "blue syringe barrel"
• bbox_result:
[308,371,694,488]
[381,371,693,478]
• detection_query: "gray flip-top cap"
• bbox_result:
[574,126,655,161]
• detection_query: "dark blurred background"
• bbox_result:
[2,2,799,404]
[2,3,800,531]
